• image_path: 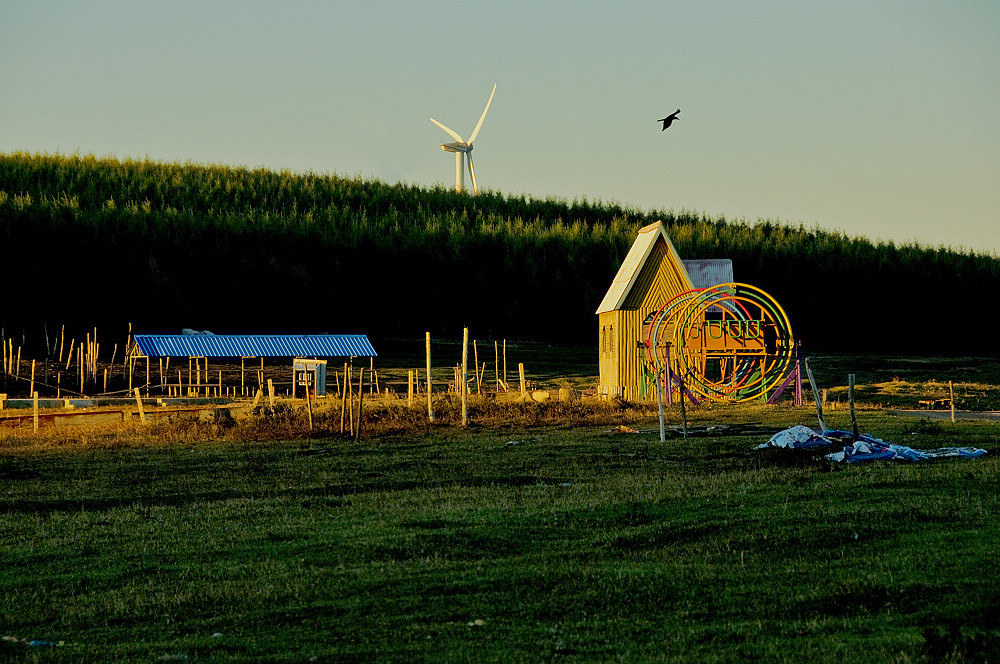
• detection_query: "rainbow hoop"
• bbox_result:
[644,283,795,403]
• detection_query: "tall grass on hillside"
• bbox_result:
[2,152,999,353]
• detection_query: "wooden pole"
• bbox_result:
[425,332,434,423]
[848,374,859,441]
[461,328,469,427]
[33,391,39,432]
[30,359,35,396]
[340,363,348,434]
[519,363,526,396]
[58,325,65,364]
[494,341,500,393]
[348,366,354,434]
[306,383,314,431]
[355,368,364,441]
[267,379,275,409]
[408,370,414,407]
[949,380,956,423]
[503,340,508,390]
[803,358,827,432]
[473,340,480,394]
[134,387,146,423]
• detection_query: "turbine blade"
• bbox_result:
[429,118,464,143]
[467,83,496,145]
[467,152,478,194]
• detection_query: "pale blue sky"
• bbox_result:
[3,1,998,252]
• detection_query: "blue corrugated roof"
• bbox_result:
[133,334,376,358]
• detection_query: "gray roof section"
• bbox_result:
[682,259,734,289]
[133,334,376,358]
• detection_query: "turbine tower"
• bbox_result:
[429,83,496,194]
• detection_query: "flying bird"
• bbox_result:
[658,109,680,131]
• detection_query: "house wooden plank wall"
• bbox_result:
[596,222,694,400]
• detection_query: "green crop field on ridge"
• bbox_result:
[3,151,999,352]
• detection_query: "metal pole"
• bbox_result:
[656,370,666,442]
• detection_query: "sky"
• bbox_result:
[2,1,998,253]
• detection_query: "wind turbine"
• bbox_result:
[429,83,496,194]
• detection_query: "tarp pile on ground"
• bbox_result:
[756,425,987,463]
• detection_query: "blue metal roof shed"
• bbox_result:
[133,334,376,358]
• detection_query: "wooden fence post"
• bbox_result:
[425,332,435,423]
[340,363,349,434]
[306,385,314,431]
[461,328,469,427]
[519,363,526,396]
[355,368,365,441]
[134,387,146,423]
[949,380,956,423]
[473,339,480,394]
[848,374,859,440]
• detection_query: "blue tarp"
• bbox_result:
[757,426,987,463]
[756,425,833,450]
[824,431,987,463]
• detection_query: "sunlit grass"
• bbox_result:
[2,401,998,662]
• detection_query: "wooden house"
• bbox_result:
[596,222,692,400]
[595,222,736,400]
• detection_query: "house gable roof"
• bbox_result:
[595,222,693,314]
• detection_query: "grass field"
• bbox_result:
[2,397,998,663]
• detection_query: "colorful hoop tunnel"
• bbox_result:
[643,283,795,403]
